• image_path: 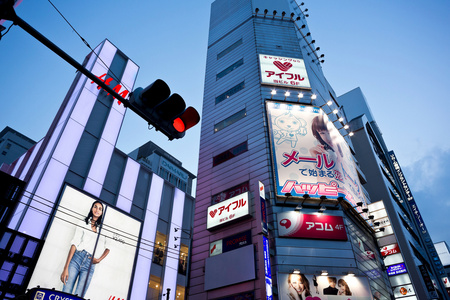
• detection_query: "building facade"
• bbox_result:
[0,40,194,300]
[340,87,450,299]
[0,126,36,169]
[189,0,393,299]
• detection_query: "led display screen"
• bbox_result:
[28,186,141,300]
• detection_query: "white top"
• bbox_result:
[71,220,109,258]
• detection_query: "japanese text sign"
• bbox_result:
[277,212,347,241]
[266,102,365,206]
[207,192,250,230]
[381,243,400,257]
[387,263,408,276]
[259,54,310,89]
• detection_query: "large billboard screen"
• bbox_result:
[266,102,365,206]
[278,273,373,300]
[277,212,347,241]
[28,186,141,300]
[259,54,311,89]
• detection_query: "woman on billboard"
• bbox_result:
[309,114,344,166]
[60,201,110,297]
[337,278,352,296]
[287,273,312,300]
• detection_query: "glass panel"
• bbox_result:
[147,275,161,300]
[175,285,185,300]
[178,244,189,275]
[153,232,167,266]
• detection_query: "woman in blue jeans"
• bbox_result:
[60,201,110,297]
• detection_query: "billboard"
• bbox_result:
[278,273,373,300]
[266,102,365,205]
[380,244,400,257]
[209,230,252,257]
[28,186,141,300]
[259,54,311,89]
[207,192,250,230]
[387,263,407,276]
[278,212,347,241]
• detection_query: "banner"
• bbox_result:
[266,102,365,206]
[28,186,141,300]
[278,273,373,300]
[278,212,347,241]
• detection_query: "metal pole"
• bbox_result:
[0,2,129,106]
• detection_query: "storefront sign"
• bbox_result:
[380,243,400,257]
[259,54,310,89]
[207,192,250,230]
[223,230,252,253]
[278,212,347,241]
[387,263,407,276]
[28,288,84,300]
[263,236,273,300]
[393,284,415,297]
[259,181,269,235]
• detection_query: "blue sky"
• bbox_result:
[1,1,449,243]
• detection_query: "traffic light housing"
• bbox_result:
[128,79,200,140]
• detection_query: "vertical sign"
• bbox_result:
[259,181,268,236]
[263,236,273,300]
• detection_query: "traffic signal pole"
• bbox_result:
[0,0,129,105]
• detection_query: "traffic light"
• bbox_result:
[128,79,200,140]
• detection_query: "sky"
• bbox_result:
[1,1,449,244]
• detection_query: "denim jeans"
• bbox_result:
[62,249,95,297]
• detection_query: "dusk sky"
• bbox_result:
[1,1,449,243]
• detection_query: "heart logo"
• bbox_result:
[209,209,218,218]
[305,297,321,300]
[273,61,293,71]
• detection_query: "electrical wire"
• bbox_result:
[9,189,190,260]
[46,0,133,94]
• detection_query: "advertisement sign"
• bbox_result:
[278,212,347,241]
[266,102,365,206]
[419,265,436,292]
[212,181,249,204]
[28,186,141,300]
[393,284,415,297]
[380,244,400,257]
[259,181,269,235]
[389,151,427,234]
[207,192,250,230]
[28,288,84,300]
[278,273,373,300]
[210,239,223,257]
[210,230,252,257]
[263,236,273,300]
[387,263,407,276]
[259,54,311,89]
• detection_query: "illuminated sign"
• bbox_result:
[28,186,141,300]
[90,73,129,105]
[28,288,84,300]
[263,236,273,300]
[259,181,269,235]
[266,102,365,206]
[380,243,400,257]
[387,263,407,276]
[389,151,427,234]
[277,273,373,300]
[209,230,252,257]
[278,212,347,241]
[259,54,310,89]
[393,284,415,297]
[207,192,250,230]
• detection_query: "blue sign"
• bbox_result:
[387,263,407,276]
[29,288,85,300]
[260,196,268,235]
[263,236,273,300]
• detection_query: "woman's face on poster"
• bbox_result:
[318,129,333,147]
[92,202,103,218]
[289,274,302,291]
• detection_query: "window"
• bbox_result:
[217,39,243,60]
[216,59,244,80]
[153,231,167,266]
[216,81,245,104]
[214,108,246,133]
[147,275,161,299]
[213,141,248,167]
[175,285,185,299]
[178,244,189,275]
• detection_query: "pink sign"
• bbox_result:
[380,243,400,257]
[278,212,347,241]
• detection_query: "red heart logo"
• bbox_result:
[273,61,293,71]
[209,209,218,218]
[305,296,321,300]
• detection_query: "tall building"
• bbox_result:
[189,0,391,299]
[0,126,36,169]
[189,1,447,300]
[0,40,194,300]
[340,87,449,299]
